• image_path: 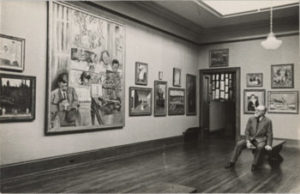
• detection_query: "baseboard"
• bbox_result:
[0,135,183,180]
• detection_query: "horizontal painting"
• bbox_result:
[268,91,298,114]
[244,89,265,114]
[154,81,167,116]
[129,87,152,116]
[246,73,263,87]
[168,88,185,115]
[0,73,35,122]
[271,64,294,88]
[46,2,125,134]
[209,49,229,67]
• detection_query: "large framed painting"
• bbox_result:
[0,73,35,122]
[244,89,265,114]
[135,62,148,85]
[186,74,196,115]
[154,81,167,116]
[246,73,263,87]
[173,68,181,87]
[0,34,25,72]
[129,87,152,116]
[46,2,125,134]
[209,48,229,67]
[271,64,294,88]
[168,88,185,115]
[268,91,298,114]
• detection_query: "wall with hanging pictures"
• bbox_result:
[198,35,300,140]
[0,1,199,165]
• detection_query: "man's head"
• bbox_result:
[254,105,267,118]
[112,59,120,72]
[57,73,68,91]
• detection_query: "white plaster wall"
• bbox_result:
[0,1,199,165]
[198,35,300,140]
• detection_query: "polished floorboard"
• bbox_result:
[1,137,300,193]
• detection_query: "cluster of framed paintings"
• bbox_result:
[244,63,298,114]
[130,64,197,117]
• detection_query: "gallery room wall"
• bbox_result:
[198,35,300,140]
[0,1,199,165]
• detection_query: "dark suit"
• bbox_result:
[230,116,273,165]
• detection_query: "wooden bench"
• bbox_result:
[139,182,197,193]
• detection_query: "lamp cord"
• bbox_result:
[270,6,273,33]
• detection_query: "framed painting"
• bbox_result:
[186,74,196,115]
[168,88,185,115]
[0,34,25,72]
[135,62,148,85]
[129,87,152,116]
[173,68,181,87]
[246,73,263,87]
[154,81,167,116]
[0,73,35,122]
[271,64,294,88]
[209,48,229,67]
[244,89,265,114]
[267,91,298,114]
[46,2,125,134]
[158,71,163,80]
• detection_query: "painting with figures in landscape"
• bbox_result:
[168,88,185,115]
[46,2,125,134]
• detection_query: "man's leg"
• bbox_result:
[225,139,247,168]
[252,142,266,167]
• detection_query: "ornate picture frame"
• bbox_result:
[271,64,294,88]
[168,88,185,115]
[186,74,196,115]
[129,87,152,116]
[267,91,298,114]
[244,89,265,114]
[209,48,229,67]
[246,73,263,87]
[173,68,181,87]
[154,81,167,116]
[135,62,148,85]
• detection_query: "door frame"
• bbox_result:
[199,67,241,141]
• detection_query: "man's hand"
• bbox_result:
[265,145,272,151]
[247,141,256,149]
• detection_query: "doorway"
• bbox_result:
[199,67,241,141]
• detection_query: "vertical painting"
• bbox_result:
[186,74,196,115]
[268,91,298,114]
[173,68,181,87]
[168,88,185,115]
[129,87,152,116]
[0,34,25,72]
[46,2,125,134]
[0,74,35,122]
[209,49,229,67]
[271,64,294,88]
[154,81,167,116]
[244,89,265,114]
[135,62,148,85]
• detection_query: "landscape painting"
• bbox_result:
[129,87,152,116]
[168,88,185,115]
[268,91,298,114]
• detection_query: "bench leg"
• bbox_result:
[267,145,284,167]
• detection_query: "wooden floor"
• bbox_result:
[1,137,300,193]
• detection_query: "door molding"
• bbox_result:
[199,67,241,141]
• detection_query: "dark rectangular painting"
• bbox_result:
[186,74,196,115]
[168,88,185,115]
[154,81,167,116]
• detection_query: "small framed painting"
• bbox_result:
[209,48,229,67]
[168,88,185,115]
[173,68,181,87]
[244,89,265,114]
[271,64,294,88]
[129,87,152,116]
[267,91,298,114]
[246,73,263,87]
[158,71,163,80]
[154,81,167,116]
[135,62,148,85]
[0,34,25,72]
[0,73,36,122]
[186,74,196,115]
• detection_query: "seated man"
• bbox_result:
[225,105,273,171]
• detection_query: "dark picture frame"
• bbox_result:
[246,73,263,87]
[0,34,25,72]
[129,87,152,116]
[271,64,294,88]
[168,88,185,115]
[186,74,196,115]
[267,91,298,114]
[135,62,148,85]
[244,89,265,114]
[173,68,181,87]
[209,48,229,67]
[0,73,35,122]
[154,81,167,116]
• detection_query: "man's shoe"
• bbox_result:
[224,162,235,169]
[251,164,258,171]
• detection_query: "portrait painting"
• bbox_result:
[209,49,229,67]
[244,89,265,114]
[154,81,167,116]
[186,74,196,115]
[129,87,152,116]
[271,64,294,88]
[246,73,263,87]
[268,91,298,114]
[0,74,35,122]
[0,34,25,72]
[46,2,125,134]
[173,68,181,87]
[135,62,148,85]
[168,88,185,115]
